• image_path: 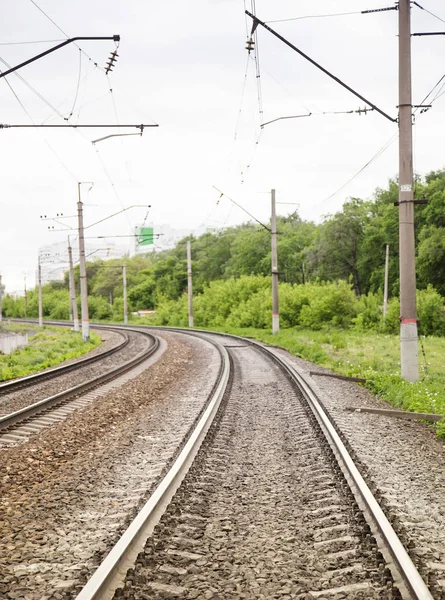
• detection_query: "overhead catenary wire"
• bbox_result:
[213,186,270,232]
[0,63,80,180]
[241,129,263,184]
[93,146,134,230]
[414,1,445,25]
[266,5,398,24]
[319,58,445,207]
[245,11,396,124]
[266,10,363,24]
[0,39,65,46]
[319,133,399,207]
[234,53,251,141]
[106,73,134,184]
[250,0,264,123]
[41,62,99,124]
[65,48,83,121]
[28,0,103,69]
[0,55,66,119]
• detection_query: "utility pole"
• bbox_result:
[398,0,418,382]
[0,274,3,323]
[77,184,90,341]
[383,244,390,318]
[271,189,280,334]
[24,276,27,319]
[38,259,43,327]
[67,238,80,332]
[123,262,128,325]
[187,239,194,328]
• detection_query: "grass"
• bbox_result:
[202,325,445,437]
[0,324,101,381]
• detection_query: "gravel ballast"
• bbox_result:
[0,331,220,600]
[276,347,445,599]
[0,328,148,417]
[115,344,392,600]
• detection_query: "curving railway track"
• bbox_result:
[0,325,160,447]
[72,327,434,600]
[0,323,442,599]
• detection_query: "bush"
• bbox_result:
[382,286,445,336]
[417,285,445,336]
[353,292,383,331]
[298,281,358,330]
[226,287,271,328]
[279,283,311,327]
[88,296,113,320]
[382,297,400,334]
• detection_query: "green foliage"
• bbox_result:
[417,285,445,336]
[150,276,362,331]
[381,287,445,337]
[0,326,101,381]
[211,325,445,437]
[352,292,383,331]
[3,168,445,337]
[298,281,358,330]
[88,296,113,320]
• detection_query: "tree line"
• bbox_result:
[3,170,445,333]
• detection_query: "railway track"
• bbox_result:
[0,327,129,395]
[0,325,161,447]
[74,328,434,600]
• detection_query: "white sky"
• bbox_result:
[1,0,445,292]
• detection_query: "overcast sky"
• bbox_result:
[1,0,445,292]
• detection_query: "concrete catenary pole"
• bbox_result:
[0,273,3,323]
[67,238,80,332]
[383,244,390,318]
[77,184,90,341]
[187,239,194,328]
[24,276,27,319]
[271,189,280,334]
[398,0,418,382]
[123,262,128,325]
[38,258,43,327]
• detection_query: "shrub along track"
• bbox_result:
[0,325,160,447]
[75,328,433,600]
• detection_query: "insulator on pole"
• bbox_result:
[245,38,255,53]
[105,50,119,74]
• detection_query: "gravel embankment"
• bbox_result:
[0,329,148,417]
[0,331,220,600]
[275,348,445,599]
[116,345,392,600]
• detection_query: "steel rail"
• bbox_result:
[0,328,159,431]
[75,335,230,600]
[260,345,433,600]
[0,328,129,393]
[142,326,433,600]
[11,321,431,598]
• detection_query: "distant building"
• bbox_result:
[134,223,210,254]
[38,240,128,284]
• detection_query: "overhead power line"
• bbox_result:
[245,11,397,123]
[413,2,445,25]
[266,5,397,24]
[212,186,271,232]
[319,133,399,206]
[28,0,106,69]
[0,39,65,46]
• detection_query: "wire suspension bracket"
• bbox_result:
[244,11,397,124]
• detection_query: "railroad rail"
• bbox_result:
[75,326,434,600]
[0,327,129,394]
[0,326,160,445]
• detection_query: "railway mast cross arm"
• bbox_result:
[0,35,120,79]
